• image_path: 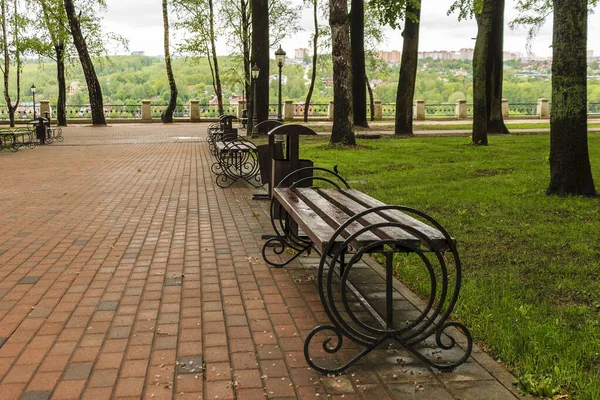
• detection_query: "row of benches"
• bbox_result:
[206,116,473,374]
[0,119,63,153]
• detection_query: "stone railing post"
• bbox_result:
[414,100,425,121]
[456,99,467,119]
[237,100,246,119]
[537,98,550,119]
[141,100,152,121]
[190,100,200,121]
[374,100,383,120]
[502,99,509,119]
[40,100,50,118]
[284,100,294,121]
[328,100,334,121]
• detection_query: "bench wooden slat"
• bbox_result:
[294,188,380,248]
[341,188,452,248]
[273,188,339,250]
[215,141,257,152]
[317,188,422,247]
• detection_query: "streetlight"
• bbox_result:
[30,84,36,119]
[275,46,286,122]
[251,64,260,137]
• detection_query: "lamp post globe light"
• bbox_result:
[251,64,260,136]
[275,46,286,122]
[31,84,36,119]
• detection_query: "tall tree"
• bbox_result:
[303,0,319,122]
[472,0,493,144]
[372,0,421,135]
[395,0,420,135]
[350,0,368,127]
[173,0,224,115]
[487,0,508,134]
[450,0,508,143]
[547,0,595,196]
[64,0,105,125]
[162,0,178,122]
[33,0,69,126]
[251,0,269,124]
[1,0,24,127]
[329,0,355,144]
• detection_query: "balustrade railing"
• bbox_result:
[7,99,600,124]
[509,103,538,116]
[425,103,456,117]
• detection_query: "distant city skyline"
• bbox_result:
[104,0,600,58]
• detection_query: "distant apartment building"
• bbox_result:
[295,48,309,59]
[131,51,145,56]
[503,51,519,61]
[378,50,401,64]
[418,50,454,60]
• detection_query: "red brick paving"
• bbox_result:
[0,124,526,399]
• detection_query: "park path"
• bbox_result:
[0,124,527,399]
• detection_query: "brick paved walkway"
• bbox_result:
[0,124,526,399]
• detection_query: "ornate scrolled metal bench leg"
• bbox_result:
[304,206,473,374]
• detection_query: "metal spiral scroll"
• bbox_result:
[262,166,350,268]
[304,206,472,374]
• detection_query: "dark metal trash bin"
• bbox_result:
[33,117,49,145]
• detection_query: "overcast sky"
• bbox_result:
[102,0,600,58]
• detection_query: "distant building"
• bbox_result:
[503,51,518,61]
[67,82,81,96]
[268,74,287,85]
[419,50,454,60]
[322,76,333,87]
[295,48,309,59]
[378,50,401,64]
[131,51,145,56]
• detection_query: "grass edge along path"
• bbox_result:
[294,133,600,399]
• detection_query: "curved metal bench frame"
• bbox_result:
[262,166,472,374]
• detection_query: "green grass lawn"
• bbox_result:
[293,133,600,399]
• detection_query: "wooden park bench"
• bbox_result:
[261,125,472,375]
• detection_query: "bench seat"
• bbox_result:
[273,187,452,253]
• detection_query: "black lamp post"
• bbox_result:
[251,64,260,137]
[31,84,36,119]
[275,46,286,122]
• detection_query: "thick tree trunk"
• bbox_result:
[472,0,493,145]
[394,1,421,135]
[56,44,67,126]
[162,0,177,123]
[547,0,595,196]
[304,0,318,123]
[208,0,223,115]
[350,0,367,127]
[64,0,105,125]
[251,0,269,122]
[329,0,354,145]
[487,0,508,134]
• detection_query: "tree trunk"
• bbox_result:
[208,0,223,115]
[162,0,177,123]
[251,0,269,122]
[241,0,251,134]
[472,0,493,145]
[56,43,67,126]
[329,0,355,145]
[304,0,318,123]
[487,0,508,134]
[64,0,105,125]
[350,0,367,127]
[547,0,596,196]
[366,74,375,121]
[394,1,421,135]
